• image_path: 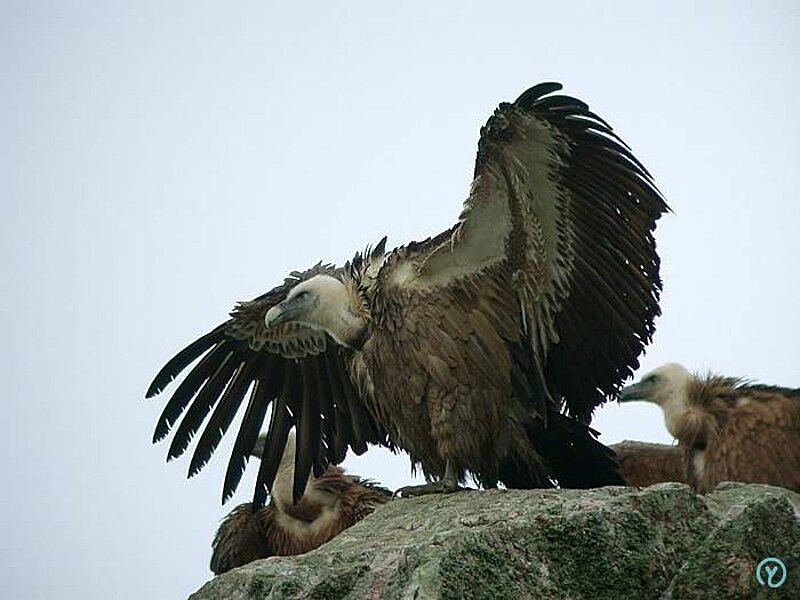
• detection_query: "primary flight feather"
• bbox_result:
[147,82,668,503]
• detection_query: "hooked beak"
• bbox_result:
[265,299,301,328]
[618,382,645,403]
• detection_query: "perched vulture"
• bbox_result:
[210,432,390,575]
[619,363,800,493]
[147,82,668,503]
[610,440,685,487]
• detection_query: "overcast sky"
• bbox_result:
[4,2,799,599]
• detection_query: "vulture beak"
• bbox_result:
[265,300,298,328]
[618,382,645,403]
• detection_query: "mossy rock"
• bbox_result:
[190,483,800,599]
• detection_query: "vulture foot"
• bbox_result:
[395,461,468,497]
[394,479,465,497]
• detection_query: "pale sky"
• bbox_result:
[3,2,799,599]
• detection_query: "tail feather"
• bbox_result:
[526,407,625,488]
[505,339,624,489]
[496,448,554,490]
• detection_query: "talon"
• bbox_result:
[393,480,465,498]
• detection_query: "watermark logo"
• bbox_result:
[755,557,787,589]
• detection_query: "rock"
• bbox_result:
[190,483,800,599]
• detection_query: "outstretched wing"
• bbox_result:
[147,263,387,504]
[418,82,668,419]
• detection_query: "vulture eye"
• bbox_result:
[643,374,659,385]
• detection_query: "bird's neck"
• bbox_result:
[328,310,368,349]
[660,392,689,438]
[273,461,313,513]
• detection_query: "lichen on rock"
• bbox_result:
[190,483,800,599]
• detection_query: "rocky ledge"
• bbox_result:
[191,483,800,599]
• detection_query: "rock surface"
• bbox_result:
[191,483,800,599]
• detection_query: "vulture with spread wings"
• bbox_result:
[147,82,668,502]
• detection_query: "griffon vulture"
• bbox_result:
[210,432,390,575]
[147,82,668,503]
[610,441,685,487]
[619,363,800,493]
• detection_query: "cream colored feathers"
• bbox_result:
[210,432,390,575]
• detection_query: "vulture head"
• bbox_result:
[264,275,368,348]
[619,363,693,436]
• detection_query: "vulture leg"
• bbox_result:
[395,460,466,497]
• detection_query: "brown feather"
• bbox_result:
[678,376,800,493]
[610,441,685,487]
[209,435,390,575]
[209,503,272,575]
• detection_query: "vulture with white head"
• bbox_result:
[210,432,390,575]
[147,82,668,503]
[619,363,800,493]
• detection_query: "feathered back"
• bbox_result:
[611,441,685,487]
[688,374,800,407]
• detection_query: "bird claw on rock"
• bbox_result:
[393,480,467,498]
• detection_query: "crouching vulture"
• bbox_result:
[147,82,668,504]
[210,432,390,575]
[620,363,800,493]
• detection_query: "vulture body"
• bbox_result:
[610,441,685,487]
[147,82,668,503]
[210,433,390,575]
[620,363,800,493]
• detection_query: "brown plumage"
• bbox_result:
[610,441,685,487]
[210,432,390,575]
[147,82,668,502]
[620,363,800,493]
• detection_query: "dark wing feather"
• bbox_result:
[253,373,294,506]
[167,349,240,461]
[311,357,337,467]
[323,349,354,463]
[416,82,668,420]
[222,364,276,503]
[152,341,231,443]
[540,93,667,419]
[148,264,388,505]
[514,82,564,108]
[147,324,227,398]
[189,359,260,477]
[294,360,320,502]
